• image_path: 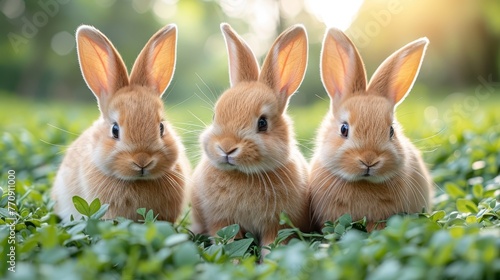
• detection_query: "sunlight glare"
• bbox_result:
[305,0,364,30]
[280,0,302,19]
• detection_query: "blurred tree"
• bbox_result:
[348,0,500,88]
[0,0,498,106]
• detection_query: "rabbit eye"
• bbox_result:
[340,122,349,138]
[111,122,120,139]
[390,126,394,139]
[160,122,165,137]
[257,116,268,132]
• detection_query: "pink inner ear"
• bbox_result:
[321,28,367,102]
[367,38,428,105]
[262,26,307,98]
[221,23,260,87]
[331,75,343,97]
[280,84,290,95]
[77,27,130,100]
[128,24,177,95]
[227,41,240,86]
[322,36,350,99]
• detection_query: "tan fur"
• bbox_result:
[52,24,190,222]
[191,23,309,249]
[309,28,433,231]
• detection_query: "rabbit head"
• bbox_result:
[200,23,308,174]
[76,24,181,180]
[317,28,429,183]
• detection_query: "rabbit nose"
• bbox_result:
[217,145,238,156]
[359,158,380,177]
[360,151,379,167]
[225,147,238,155]
[133,153,153,169]
[359,160,379,168]
[220,147,238,165]
[218,138,239,155]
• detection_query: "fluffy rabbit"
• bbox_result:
[191,23,309,250]
[309,28,433,231]
[52,24,190,222]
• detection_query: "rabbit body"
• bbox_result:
[52,25,190,222]
[192,139,309,243]
[191,24,310,247]
[309,28,433,230]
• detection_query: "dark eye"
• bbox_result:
[257,116,268,132]
[340,122,349,138]
[112,122,120,139]
[390,126,394,138]
[160,122,165,137]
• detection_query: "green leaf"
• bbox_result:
[145,209,155,222]
[434,243,454,266]
[481,241,497,263]
[88,198,101,216]
[72,196,90,217]
[137,258,162,274]
[155,221,176,237]
[472,184,483,199]
[216,224,240,241]
[334,224,346,235]
[0,195,8,208]
[279,212,293,226]
[36,247,69,264]
[224,238,254,258]
[173,242,199,266]
[445,182,466,199]
[430,210,446,222]
[67,222,86,235]
[203,244,224,262]
[145,224,157,243]
[90,204,109,220]
[323,233,337,240]
[275,228,296,244]
[85,218,100,237]
[0,208,10,218]
[465,215,477,224]
[456,199,479,213]
[165,234,190,247]
[136,208,146,217]
[337,214,352,226]
[40,225,59,248]
[449,227,466,238]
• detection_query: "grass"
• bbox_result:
[1,87,500,279]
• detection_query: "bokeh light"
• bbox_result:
[51,31,75,56]
[0,0,25,19]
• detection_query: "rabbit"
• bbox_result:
[190,23,310,252]
[309,27,433,231]
[51,24,190,223]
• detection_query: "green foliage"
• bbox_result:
[71,197,108,220]
[1,96,500,279]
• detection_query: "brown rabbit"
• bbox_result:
[309,28,433,231]
[51,24,190,222]
[190,23,310,251]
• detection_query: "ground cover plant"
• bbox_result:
[1,90,500,279]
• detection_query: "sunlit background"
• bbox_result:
[1,0,499,130]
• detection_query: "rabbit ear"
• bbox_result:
[367,38,429,106]
[221,23,259,86]
[320,28,366,103]
[76,25,129,102]
[129,24,177,96]
[260,24,308,104]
